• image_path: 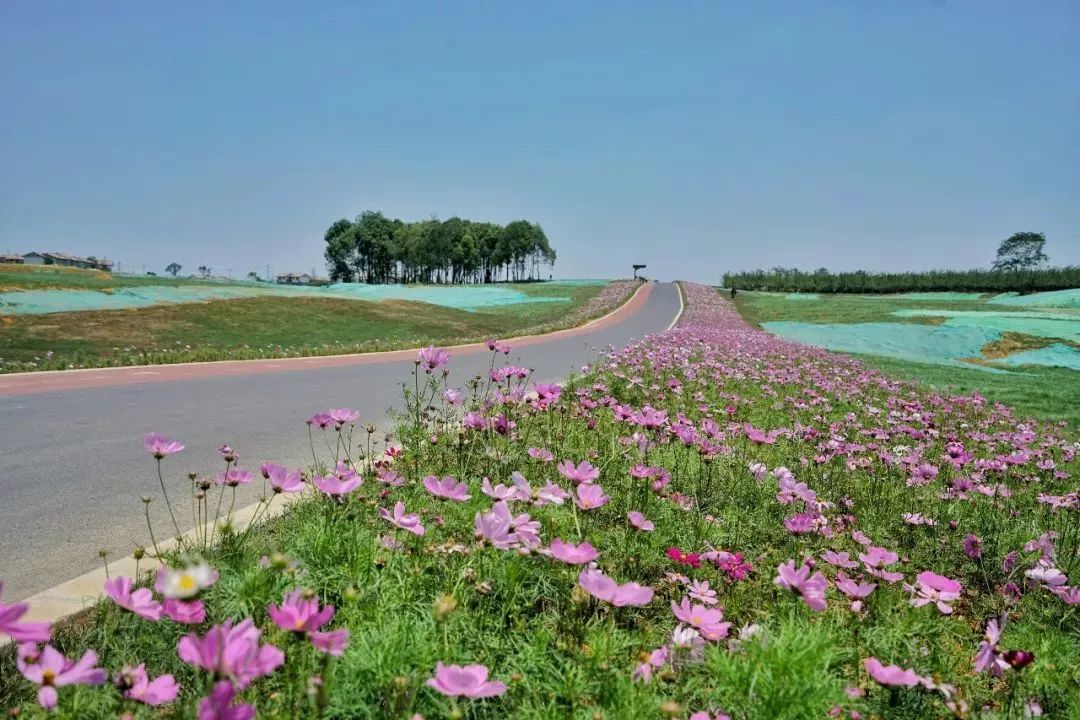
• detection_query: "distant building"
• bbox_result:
[0,254,25,264]
[276,272,312,285]
[18,252,113,271]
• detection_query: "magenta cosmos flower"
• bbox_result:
[268,589,350,656]
[199,680,255,720]
[426,662,507,699]
[0,581,52,643]
[627,511,655,531]
[423,475,470,502]
[575,483,610,510]
[115,663,180,706]
[143,432,185,458]
[17,643,107,710]
[177,619,284,689]
[549,539,599,565]
[328,408,360,425]
[418,346,450,372]
[578,569,654,607]
[864,657,924,687]
[557,459,600,484]
[380,501,426,536]
[104,576,163,621]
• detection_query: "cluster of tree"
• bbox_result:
[725,233,1079,293]
[323,211,556,284]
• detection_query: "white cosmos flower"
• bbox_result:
[156,562,217,599]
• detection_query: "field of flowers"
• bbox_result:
[2,283,1078,718]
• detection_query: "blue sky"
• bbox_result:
[2,1,1077,282]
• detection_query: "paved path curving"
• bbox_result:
[0,282,681,600]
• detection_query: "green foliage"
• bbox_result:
[323,212,555,284]
[993,232,1049,272]
[723,264,1080,294]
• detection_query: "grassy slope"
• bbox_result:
[734,291,1080,428]
[0,279,612,372]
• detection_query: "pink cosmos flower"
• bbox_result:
[774,560,828,611]
[821,550,859,569]
[328,408,359,425]
[1026,560,1067,586]
[104,576,163,621]
[426,662,507,698]
[575,483,610,510]
[199,680,255,720]
[578,569,654,607]
[309,412,333,429]
[163,598,206,624]
[627,511,655,531]
[535,481,570,506]
[177,619,284,689]
[859,546,904,583]
[418,346,450,372]
[835,573,876,611]
[423,475,470,502]
[671,597,731,640]
[1049,585,1080,604]
[263,463,304,493]
[910,571,962,614]
[116,663,180,706]
[481,477,519,501]
[313,473,362,497]
[558,459,601,484]
[0,581,52,643]
[17,643,107,710]
[463,411,487,430]
[528,447,555,462]
[549,539,599,565]
[380,501,426,536]
[443,388,464,406]
[864,657,923,688]
[974,614,1009,676]
[687,580,718,605]
[310,629,350,656]
[267,589,350,655]
[215,468,253,487]
[475,501,515,547]
[748,462,767,482]
[690,713,731,720]
[963,534,983,559]
[143,433,185,458]
[268,589,334,634]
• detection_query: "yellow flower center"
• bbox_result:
[42,670,56,686]
[178,575,197,591]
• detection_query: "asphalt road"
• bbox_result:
[0,282,681,600]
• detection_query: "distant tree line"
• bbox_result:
[722,266,1080,294]
[323,211,556,284]
[725,232,1079,293]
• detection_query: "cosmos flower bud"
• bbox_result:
[660,701,682,716]
[432,594,458,623]
[132,546,145,560]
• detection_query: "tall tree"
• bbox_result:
[165,262,182,277]
[992,232,1049,271]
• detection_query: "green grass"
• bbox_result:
[0,264,255,292]
[0,281,627,373]
[860,356,1080,429]
[733,290,1080,429]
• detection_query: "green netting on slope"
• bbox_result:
[892,309,1080,342]
[992,344,1080,371]
[760,321,1011,372]
[0,282,592,315]
[784,293,820,300]
[892,292,988,301]
[988,289,1080,309]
